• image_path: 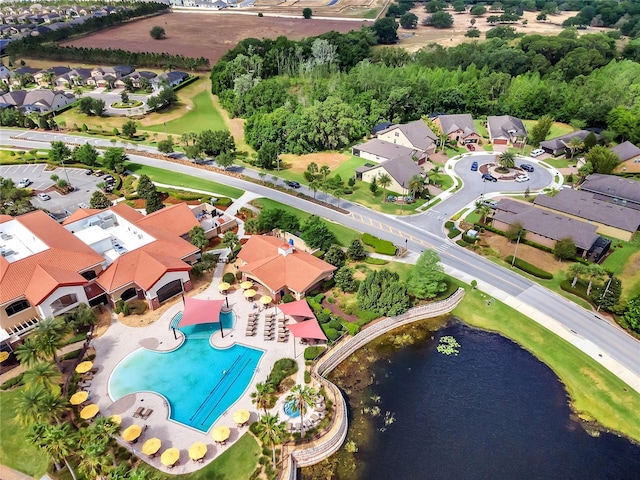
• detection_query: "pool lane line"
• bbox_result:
[189,354,242,423]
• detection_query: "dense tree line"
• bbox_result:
[209,27,640,154]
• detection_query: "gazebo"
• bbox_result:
[177,297,226,337]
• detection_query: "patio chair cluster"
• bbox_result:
[133,407,154,420]
[79,369,97,388]
[264,314,275,341]
[277,318,289,343]
[246,313,259,336]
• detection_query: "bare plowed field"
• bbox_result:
[61,12,368,65]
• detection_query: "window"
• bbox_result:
[121,287,137,301]
[50,294,78,314]
[81,270,97,280]
[6,299,30,317]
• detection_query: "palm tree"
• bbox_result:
[23,362,62,391]
[68,303,97,332]
[428,165,442,185]
[478,205,493,224]
[285,384,316,437]
[497,151,516,170]
[408,174,425,198]
[377,173,392,203]
[27,423,79,480]
[586,264,606,296]
[34,317,69,371]
[15,337,43,367]
[39,391,69,425]
[78,441,111,480]
[255,412,287,468]
[566,136,584,159]
[15,384,47,426]
[567,263,588,288]
[319,165,330,182]
[251,382,274,417]
[333,185,345,209]
[309,179,321,199]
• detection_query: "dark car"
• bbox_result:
[482,173,498,182]
[470,161,478,171]
[285,181,301,188]
[85,169,94,175]
[520,163,535,172]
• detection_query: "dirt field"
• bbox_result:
[61,12,369,65]
[280,152,352,173]
[480,231,565,275]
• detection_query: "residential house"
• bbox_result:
[238,235,337,302]
[115,70,157,89]
[35,66,71,86]
[155,71,189,89]
[88,66,134,87]
[358,155,424,195]
[432,114,481,146]
[352,138,423,164]
[539,130,593,156]
[55,68,92,88]
[0,65,11,86]
[579,173,640,211]
[487,115,527,146]
[611,141,640,173]
[492,198,603,259]
[376,119,439,157]
[0,89,76,113]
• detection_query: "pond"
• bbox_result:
[303,320,640,479]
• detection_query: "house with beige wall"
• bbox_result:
[376,120,438,157]
[432,114,481,146]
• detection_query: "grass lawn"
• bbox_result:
[144,89,226,135]
[0,389,50,477]
[176,433,260,480]
[542,157,574,169]
[473,119,488,139]
[453,281,640,443]
[346,181,427,215]
[126,163,243,199]
[251,198,361,247]
[602,235,640,300]
[523,120,575,141]
[352,258,414,282]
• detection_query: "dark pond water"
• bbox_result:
[353,322,640,480]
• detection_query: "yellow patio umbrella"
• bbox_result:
[244,289,256,299]
[218,282,231,291]
[188,442,207,461]
[232,409,250,425]
[212,425,230,443]
[75,361,93,374]
[0,351,9,363]
[142,438,162,456]
[259,295,272,305]
[160,448,180,467]
[122,424,143,442]
[240,281,253,290]
[109,414,122,426]
[80,403,99,420]
[70,390,89,405]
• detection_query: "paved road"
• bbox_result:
[1,130,639,392]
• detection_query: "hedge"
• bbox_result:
[303,346,326,361]
[456,239,470,247]
[361,233,396,256]
[560,280,594,304]
[214,197,233,207]
[447,228,461,239]
[504,256,553,279]
[364,257,388,265]
[0,372,24,390]
[62,350,82,360]
[222,272,235,284]
[341,321,360,336]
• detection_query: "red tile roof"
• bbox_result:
[25,265,87,305]
[62,208,104,226]
[136,203,199,237]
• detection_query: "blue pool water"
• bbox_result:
[109,311,263,432]
[283,399,301,418]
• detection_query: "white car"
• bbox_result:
[17,178,31,188]
[515,174,530,183]
[530,148,545,157]
[37,193,51,201]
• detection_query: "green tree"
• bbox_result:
[591,275,621,313]
[400,12,418,29]
[377,173,392,202]
[38,391,69,425]
[335,266,357,293]
[477,204,493,223]
[15,337,42,367]
[221,231,239,250]
[585,145,621,174]
[407,250,447,299]
[257,208,300,233]
[285,385,316,437]
[256,142,279,169]
[319,165,331,182]
[347,239,367,260]
[300,216,336,252]
[150,26,166,40]
[73,143,99,166]
[369,179,379,194]
[466,28,481,38]
[90,190,111,209]
[553,237,576,261]
[583,131,598,151]
[567,262,588,287]
[357,269,411,316]
[196,130,236,157]
[78,97,105,116]
[302,7,312,19]
[324,245,346,268]
[189,225,208,250]
[67,303,97,332]
[505,222,525,242]
[136,174,155,200]
[102,148,128,172]
[623,294,640,333]
[15,384,47,426]
[216,152,235,170]
[145,190,164,214]
[470,4,487,16]
[372,18,399,44]
[157,137,174,154]
[529,115,554,146]
[27,423,79,480]
[497,151,516,170]
[585,264,606,296]
[33,317,69,371]
[565,135,584,159]
[251,382,275,416]
[120,91,129,105]
[48,141,71,164]
[255,412,287,468]
[430,11,454,28]
[23,362,61,391]
[122,120,137,138]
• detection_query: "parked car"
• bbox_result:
[285,180,301,188]
[17,178,31,188]
[37,193,51,201]
[470,161,478,171]
[467,143,476,151]
[515,174,530,183]
[530,148,544,157]
[482,173,497,182]
[94,170,104,176]
[482,200,498,209]
[85,169,94,175]
[520,163,534,172]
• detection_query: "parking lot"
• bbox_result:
[1,164,104,216]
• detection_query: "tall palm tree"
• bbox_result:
[567,263,588,288]
[497,151,516,170]
[377,173,392,203]
[34,317,69,371]
[566,136,584,159]
[39,391,69,425]
[408,174,425,198]
[285,384,316,437]
[255,412,287,468]
[27,423,79,480]
[78,441,111,480]
[586,264,606,296]
[15,337,43,367]
[309,179,320,199]
[319,165,330,182]
[15,384,47,426]
[251,382,274,417]
[428,165,442,185]
[23,362,62,391]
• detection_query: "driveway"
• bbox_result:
[1,163,104,216]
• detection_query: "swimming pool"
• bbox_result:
[109,311,263,432]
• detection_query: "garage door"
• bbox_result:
[493,139,508,145]
[157,279,183,303]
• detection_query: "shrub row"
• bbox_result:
[213,197,233,207]
[447,227,461,239]
[504,256,553,279]
[362,233,396,256]
[559,280,594,304]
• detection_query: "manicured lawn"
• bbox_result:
[346,181,427,215]
[602,235,640,300]
[145,89,226,135]
[522,120,575,141]
[251,198,361,247]
[453,281,640,444]
[177,433,260,480]
[542,157,573,169]
[473,119,488,138]
[126,163,243,199]
[0,389,50,477]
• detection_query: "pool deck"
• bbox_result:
[90,261,310,474]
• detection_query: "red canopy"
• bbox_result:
[178,297,224,328]
[277,299,315,319]
[286,319,327,340]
